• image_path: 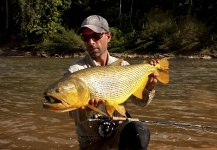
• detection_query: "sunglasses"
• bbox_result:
[81,32,108,42]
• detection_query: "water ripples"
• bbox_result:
[0,58,217,149]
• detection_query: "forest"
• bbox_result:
[0,0,217,56]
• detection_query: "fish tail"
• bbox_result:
[156,58,169,84]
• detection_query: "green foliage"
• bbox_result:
[16,0,71,42]
[38,29,84,54]
[2,0,217,55]
[131,9,175,54]
[118,14,134,33]
[171,17,206,54]
[109,27,126,52]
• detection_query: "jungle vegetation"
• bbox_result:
[0,0,217,56]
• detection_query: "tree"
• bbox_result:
[15,0,71,42]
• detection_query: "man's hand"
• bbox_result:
[80,99,105,110]
[146,59,159,91]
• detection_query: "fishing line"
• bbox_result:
[172,124,217,135]
[112,117,217,129]
[140,120,217,129]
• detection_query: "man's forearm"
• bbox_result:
[131,89,155,107]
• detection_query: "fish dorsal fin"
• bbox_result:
[106,105,126,117]
[87,104,109,117]
[109,59,124,66]
[133,77,149,99]
[157,58,169,84]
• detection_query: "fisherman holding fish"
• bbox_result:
[64,15,160,150]
[43,15,169,149]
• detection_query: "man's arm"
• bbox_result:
[130,88,155,107]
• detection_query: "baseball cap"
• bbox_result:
[78,15,109,34]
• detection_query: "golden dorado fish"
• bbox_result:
[43,58,169,117]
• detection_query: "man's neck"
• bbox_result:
[94,51,108,66]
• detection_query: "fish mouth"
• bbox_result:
[44,95,62,104]
[43,95,69,111]
[43,93,76,112]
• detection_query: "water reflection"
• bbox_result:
[0,57,217,149]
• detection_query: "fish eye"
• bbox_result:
[55,88,60,93]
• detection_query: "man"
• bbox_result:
[66,15,159,150]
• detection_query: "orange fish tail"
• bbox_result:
[156,58,169,84]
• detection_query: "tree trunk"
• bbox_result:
[119,0,122,26]
[5,0,8,30]
[130,0,133,20]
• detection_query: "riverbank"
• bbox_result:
[0,46,217,59]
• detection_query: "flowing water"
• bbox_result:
[0,57,217,150]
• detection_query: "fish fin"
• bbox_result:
[133,77,149,99]
[114,105,126,117]
[106,105,126,117]
[157,58,169,84]
[109,59,124,66]
[106,105,116,117]
[87,104,109,117]
[159,58,169,69]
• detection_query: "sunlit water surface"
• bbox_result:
[0,57,217,150]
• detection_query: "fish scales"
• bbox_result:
[71,63,156,104]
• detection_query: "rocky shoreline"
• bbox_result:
[0,47,217,59]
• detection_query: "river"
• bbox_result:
[0,57,217,150]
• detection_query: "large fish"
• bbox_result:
[43,58,169,117]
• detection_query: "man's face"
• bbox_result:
[81,27,111,58]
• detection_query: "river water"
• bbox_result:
[0,57,217,150]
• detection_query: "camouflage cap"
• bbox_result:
[78,15,109,34]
